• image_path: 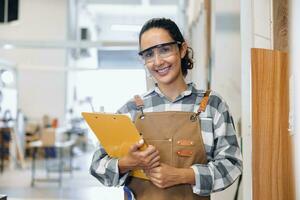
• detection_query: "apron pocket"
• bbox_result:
[174,145,197,168]
[176,149,193,157]
[145,139,173,166]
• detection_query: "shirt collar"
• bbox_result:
[144,82,201,101]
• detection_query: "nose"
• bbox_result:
[153,51,164,66]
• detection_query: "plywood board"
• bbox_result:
[251,48,294,200]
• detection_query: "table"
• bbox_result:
[0,132,4,173]
[0,127,11,173]
[0,194,7,200]
[29,140,75,187]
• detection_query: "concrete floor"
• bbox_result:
[0,149,124,200]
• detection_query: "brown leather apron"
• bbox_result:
[124,91,211,200]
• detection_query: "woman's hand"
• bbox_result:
[118,139,160,174]
[145,163,195,188]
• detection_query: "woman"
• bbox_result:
[90,18,242,200]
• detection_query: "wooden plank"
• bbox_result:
[10,128,25,168]
[204,0,211,89]
[273,0,289,51]
[251,48,294,200]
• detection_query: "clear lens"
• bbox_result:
[158,45,173,55]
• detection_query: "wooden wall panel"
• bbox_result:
[273,0,289,51]
[251,48,294,200]
[204,0,211,89]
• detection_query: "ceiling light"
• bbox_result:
[3,44,14,49]
[1,70,14,85]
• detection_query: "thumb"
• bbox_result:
[130,139,144,152]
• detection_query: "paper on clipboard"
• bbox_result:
[82,112,148,180]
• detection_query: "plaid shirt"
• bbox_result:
[90,82,242,196]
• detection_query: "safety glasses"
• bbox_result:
[138,41,181,64]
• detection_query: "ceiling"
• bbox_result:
[85,0,180,6]
[75,0,184,68]
[78,0,183,46]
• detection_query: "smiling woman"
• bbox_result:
[90,18,242,200]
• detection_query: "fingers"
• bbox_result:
[140,146,160,167]
[141,145,157,157]
[147,164,181,189]
[147,166,168,189]
[145,147,159,161]
[133,144,157,160]
[148,174,165,188]
[129,139,145,152]
[147,153,160,169]
[148,166,161,174]
[128,141,161,169]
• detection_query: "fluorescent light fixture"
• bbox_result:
[1,70,14,85]
[110,24,141,32]
[3,44,14,49]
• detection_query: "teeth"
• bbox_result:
[157,67,169,73]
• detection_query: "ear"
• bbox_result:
[180,42,188,59]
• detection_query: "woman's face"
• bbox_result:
[139,28,187,86]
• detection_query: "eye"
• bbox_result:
[142,50,154,58]
[159,45,172,54]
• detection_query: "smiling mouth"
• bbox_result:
[155,66,171,75]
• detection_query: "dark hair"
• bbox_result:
[139,18,194,77]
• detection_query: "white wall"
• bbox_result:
[240,0,273,200]
[187,0,242,199]
[290,0,300,198]
[211,0,241,121]
[252,0,273,48]
[189,4,208,90]
[0,0,67,123]
[210,1,242,200]
[18,68,66,122]
[240,0,253,199]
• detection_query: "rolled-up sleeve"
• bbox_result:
[90,145,129,186]
[191,94,243,196]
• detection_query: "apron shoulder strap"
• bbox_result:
[197,90,211,114]
[134,95,145,118]
[134,95,144,107]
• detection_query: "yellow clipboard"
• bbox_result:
[82,112,148,180]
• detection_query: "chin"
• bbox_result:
[155,76,176,85]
